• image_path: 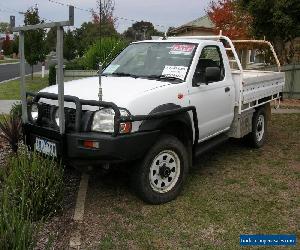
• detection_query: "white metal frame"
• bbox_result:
[232,40,281,72]
[10,6,74,134]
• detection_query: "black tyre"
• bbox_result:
[132,135,189,204]
[247,107,267,148]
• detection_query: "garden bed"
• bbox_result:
[35,167,81,249]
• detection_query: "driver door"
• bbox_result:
[189,45,234,141]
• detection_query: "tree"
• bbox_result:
[90,0,117,38]
[24,6,46,79]
[92,0,116,25]
[0,22,10,33]
[2,34,13,56]
[207,0,252,39]
[12,36,19,55]
[45,27,57,53]
[74,0,118,57]
[240,0,300,63]
[123,21,164,41]
[64,29,76,61]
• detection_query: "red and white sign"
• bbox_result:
[170,44,196,55]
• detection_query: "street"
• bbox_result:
[0,62,42,83]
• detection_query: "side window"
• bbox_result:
[193,46,225,85]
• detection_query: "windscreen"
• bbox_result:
[103,42,198,82]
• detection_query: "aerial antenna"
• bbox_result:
[98,0,103,102]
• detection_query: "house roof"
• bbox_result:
[183,15,215,29]
[170,15,215,34]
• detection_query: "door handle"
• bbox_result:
[225,87,230,93]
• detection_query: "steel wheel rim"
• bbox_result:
[149,150,181,193]
[256,114,265,142]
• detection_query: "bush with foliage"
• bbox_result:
[10,102,22,119]
[82,37,128,70]
[65,58,85,70]
[3,149,64,221]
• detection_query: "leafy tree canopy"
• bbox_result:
[2,35,13,55]
[24,6,46,78]
[74,0,118,56]
[207,0,252,39]
[0,22,10,33]
[123,21,164,41]
[64,29,76,61]
[239,0,300,63]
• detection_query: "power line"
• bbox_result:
[48,0,167,29]
[0,3,54,23]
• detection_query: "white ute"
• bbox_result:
[24,36,285,204]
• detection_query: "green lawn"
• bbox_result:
[78,114,300,249]
[0,59,19,64]
[0,76,48,100]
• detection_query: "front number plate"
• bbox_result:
[35,137,57,157]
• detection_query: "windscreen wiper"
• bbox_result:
[109,72,139,78]
[145,75,184,83]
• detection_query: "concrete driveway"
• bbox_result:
[0,100,20,114]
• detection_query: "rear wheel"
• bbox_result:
[132,135,189,204]
[247,107,267,148]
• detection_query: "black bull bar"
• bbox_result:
[27,92,199,143]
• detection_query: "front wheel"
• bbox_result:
[247,107,267,148]
[132,135,189,204]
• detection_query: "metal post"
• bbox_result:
[98,63,103,102]
[19,31,28,123]
[57,26,65,134]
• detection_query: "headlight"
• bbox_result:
[54,108,60,127]
[91,108,132,134]
[30,103,39,122]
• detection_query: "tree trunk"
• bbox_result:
[31,65,34,80]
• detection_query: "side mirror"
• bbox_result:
[205,67,221,84]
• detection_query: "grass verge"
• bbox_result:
[80,114,300,249]
[0,76,48,100]
[0,60,19,65]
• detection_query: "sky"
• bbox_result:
[0,0,212,32]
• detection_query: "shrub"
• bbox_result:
[10,102,22,119]
[48,64,56,86]
[65,58,85,70]
[4,149,64,221]
[0,189,36,250]
[82,37,128,70]
[0,115,22,153]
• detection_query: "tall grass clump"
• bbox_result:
[82,37,128,70]
[0,189,36,250]
[0,148,64,248]
[3,148,64,221]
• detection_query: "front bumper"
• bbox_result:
[23,123,160,167]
